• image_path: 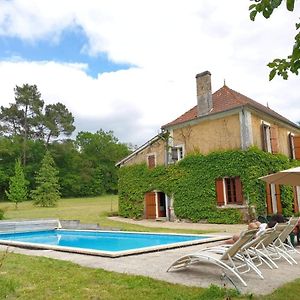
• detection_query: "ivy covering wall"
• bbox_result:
[118,148,300,224]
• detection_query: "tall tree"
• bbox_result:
[31,151,60,207]
[41,103,75,145]
[0,84,76,162]
[5,158,28,208]
[249,0,299,80]
[0,84,44,165]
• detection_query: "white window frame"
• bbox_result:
[270,184,278,214]
[170,144,185,163]
[262,121,272,153]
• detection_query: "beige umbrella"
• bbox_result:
[259,167,300,186]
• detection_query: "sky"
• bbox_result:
[0,0,299,147]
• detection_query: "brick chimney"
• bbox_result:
[196,71,212,116]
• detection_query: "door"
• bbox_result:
[145,192,156,219]
[157,192,166,217]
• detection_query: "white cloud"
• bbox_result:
[0,0,300,145]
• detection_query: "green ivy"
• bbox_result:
[118,148,300,223]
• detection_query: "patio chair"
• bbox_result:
[239,227,279,270]
[167,229,260,287]
[251,223,298,267]
[272,217,300,258]
[203,227,280,270]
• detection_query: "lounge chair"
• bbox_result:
[167,229,260,287]
[273,217,300,256]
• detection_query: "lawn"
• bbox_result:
[1,251,300,300]
[0,196,212,234]
[1,196,300,299]
[0,251,240,300]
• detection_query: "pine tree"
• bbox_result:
[5,158,28,209]
[31,151,60,207]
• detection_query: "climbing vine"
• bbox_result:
[118,148,300,223]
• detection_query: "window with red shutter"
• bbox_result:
[215,178,225,206]
[275,184,282,214]
[261,123,269,152]
[266,183,282,214]
[266,184,273,215]
[147,154,156,169]
[270,126,279,154]
[261,123,278,154]
[294,187,300,213]
[215,177,244,206]
[289,133,296,159]
[294,136,300,160]
[234,177,244,205]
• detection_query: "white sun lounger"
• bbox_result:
[167,229,260,287]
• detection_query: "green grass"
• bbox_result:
[1,252,300,300]
[1,196,300,299]
[0,252,205,300]
[0,196,212,234]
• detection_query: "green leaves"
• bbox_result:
[5,158,28,208]
[249,0,299,80]
[250,10,258,21]
[31,151,60,207]
[286,0,295,11]
[269,68,277,81]
[119,148,298,223]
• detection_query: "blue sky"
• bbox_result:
[0,28,132,78]
[0,1,299,145]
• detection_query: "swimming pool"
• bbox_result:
[0,229,225,257]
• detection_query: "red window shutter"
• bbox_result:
[275,184,282,214]
[294,136,300,160]
[147,155,156,169]
[293,187,299,213]
[215,178,225,206]
[261,123,268,151]
[289,133,295,159]
[234,177,244,205]
[266,184,273,215]
[270,126,279,154]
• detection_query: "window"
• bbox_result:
[261,123,278,154]
[147,154,156,169]
[170,145,184,163]
[289,133,296,159]
[289,133,300,160]
[266,184,282,214]
[215,177,243,206]
[224,178,237,204]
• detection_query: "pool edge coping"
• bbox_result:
[0,229,230,258]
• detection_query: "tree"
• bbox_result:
[76,130,131,195]
[41,103,75,145]
[0,84,76,163]
[249,0,300,80]
[5,158,28,208]
[31,151,60,207]
[0,84,44,165]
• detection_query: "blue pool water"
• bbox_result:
[0,230,209,253]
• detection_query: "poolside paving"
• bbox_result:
[1,219,300,296]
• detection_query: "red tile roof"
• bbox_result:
[162,85,297,128]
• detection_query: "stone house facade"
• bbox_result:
[117,71,300,221]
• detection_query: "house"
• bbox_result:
[117,71,300,221]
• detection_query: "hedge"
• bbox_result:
[118,148,300,224]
